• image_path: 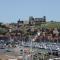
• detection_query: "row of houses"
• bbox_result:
[0,16,46,40]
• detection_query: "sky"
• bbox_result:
[0,0,60,23]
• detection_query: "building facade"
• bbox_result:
[29,16,46,25]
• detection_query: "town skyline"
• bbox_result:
[0,16,60,24]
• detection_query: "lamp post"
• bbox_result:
[50,45,52,59]
[31,31,41,60]
[22,37,25,60]
[30,36,36,60]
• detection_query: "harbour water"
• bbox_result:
[0,41,60,60]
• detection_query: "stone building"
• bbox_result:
[29,16,46,25]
